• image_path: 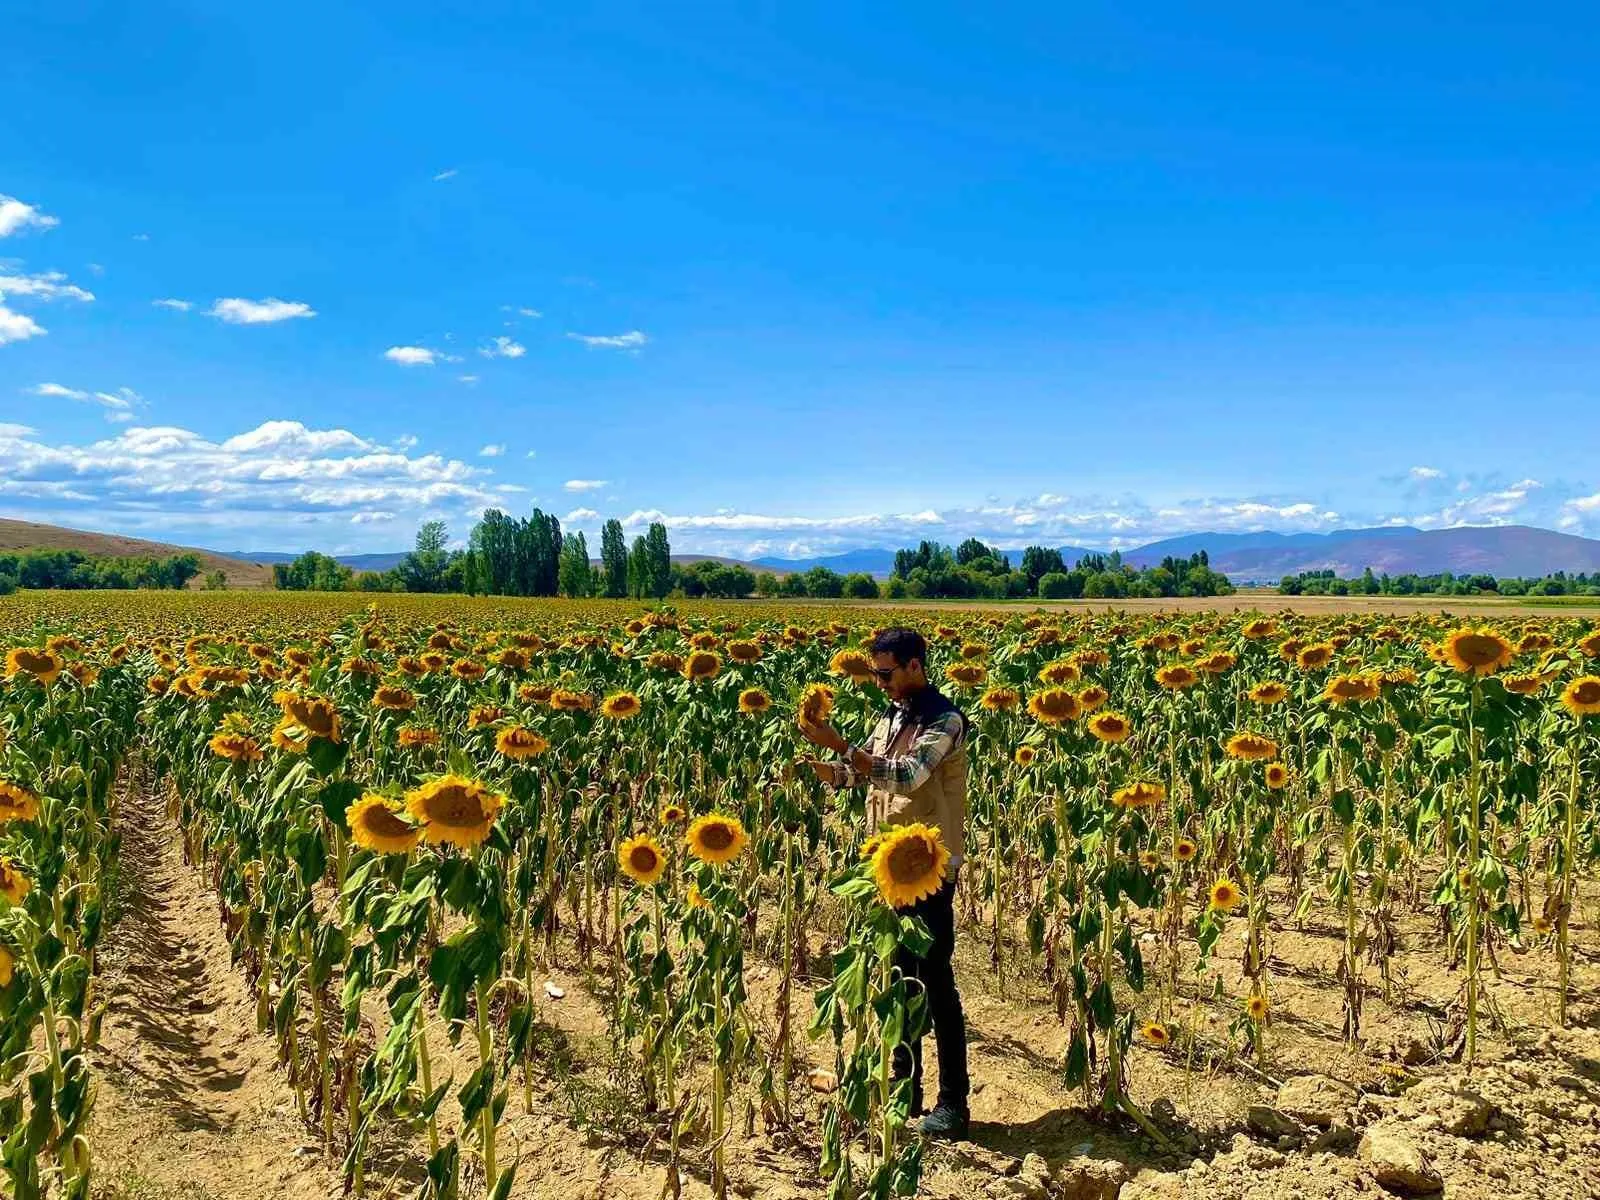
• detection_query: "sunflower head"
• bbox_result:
[1295,643,1335,671]
[738,687,773,715]
[1532,915,1554,935]
[1502,674,1547,696]
[683,650,722,682]
[601,691,643,720]
[1028,687,1081,726]
[618,834,667,886]
[209,730,263,763]
[1322,674,1380,705]
[659,803,686,825]
[1442,628,1514,676]
[1209,879,1242,912]
[495,726,550,761]
[1245,994,1269,1022]
[725,639,762,664]
[1241,618,1277,640]
[1014,745,1037,767]
[871,823,950,909]
[829,649,874,683]
[1560,676,1600,718]
[0,858,31,905]
[686,813,749,866]
[0,943,12,987]
[5,647,61,686]
[1087,711,1132,744]
[1112,781,1165,810]
[945,662,987,688]
[1138,850,1163,870]
[979,687,1021,712]
[405,776,505,848]
[1155,664,1198,691]
[276,692,341,742]
[686,883,711,910]
[1264,762,1291,790]
[1577,630,1600,659]
[1248,681,1289,705]
[346,794,422,855]
[1225,731,1279,762]
[0,781,41,825]
[1038,658,1081,686]
[1077,684,1109,712]
[798,683,835,726]
[1172,838,1198,863]
[373,684,418,712]
[1140,1021,1172,1046]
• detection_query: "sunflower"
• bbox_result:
[0,781,40,825]
[738,687,773,715]
[373,684,418,712]
[618,834,667,886]
[398,725,440,748]
[1241,619,1277,640]
[1028,687,1081,726]
[1155,664,1198,691]
[1014,745,1038,767]
[495,726,550,760]
[946,662,987,688]
[0,858,31,905]
[724,638,761,664]
[1172,838,1198,863]
[1264,762,1291,790]
[5,647,61,686]
[492,648,529,671]
[147,674,171,696]
[860,830,892,860]
[979,687,1021,712]
[683,650,722,682]
[1576,630,1600,658]
[1247,681,1289,705]
[209,731,263,762]
[452,658,487,681]
[275,692,341,742]
[549,689,595,712]
[272,720,309,754]
[798,683,835,725]
[1113,781,1165,810]
[830,649,874,683]
[0,943,12,987]
[1138,850,1163,870]
[686,813,749,866]
[1087,711,1132,744]
[405,776,505,848]
[1322,674,1380,705]
[1140,1021,1172,1046]
[659,803,686,826]
[871,823,950,909]
[1380,667,1418,688]
[686,883,711,910]
[1560,676,1600,717]
[1197,651,1237,676]
[1442,628,1514,676]
[1502,674,1547,696]
[346,794,422,855]
[1077,684,1109,712]
[1038,658,1081,686]
[1531,915,1554,935]
[1209,878,1242,912]
[601,691,643,720]
[468,705,507,729]
[1295,643,1335,671]
[1245,994,1269,1022]
[1225,732,1279,762]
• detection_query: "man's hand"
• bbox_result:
[798,717,847,754]
[802,759,842,786]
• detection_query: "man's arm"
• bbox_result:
[853,710,964,796]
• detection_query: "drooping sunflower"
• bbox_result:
[738,687,773,715]
[0,858,31,905]
[1560,676,1600,718]
[1241,618,1278,640]
[1578,630,1600,659]
[1209,878,1242,912]
[979,687,1021,712]
[405,775,505,849]
[1225,732,1279,762]
[372,684,418,712]
[1112,781,1165,810]
[1264,762,1292,790]
[1245,994,1269,1022]
[468,705,507,729]
[683,650,722,682]
[397,725,440,748]
[345,794,422,855]
[945,661,987,689]
[1248,681,1289,705]
[495,726,550,760]
[601,691,643,720]
[549,689,595,712]
[829,649,874,683]
[1197,651,1237,676]
[1038,658,1081,686]
[1442,628,1514,676]
[1077,684,1109,712]
[209,730,263,762]
[452,658,487,681]
[871,823,950,909]
[618,834,667,886]
[1172,838,1198,863]
[275,692,342,742]
[1154,664,1198,691]
[686,813,749,866]
[1087,711,1132,744]
[798,682,835,726]
[1322,674,1380,705]
[4,647,61,686]
[0,781,41,825]
[1295,643,1336,671]
[1028,687,1081,726]
[271,720,309,754]
[1140,1021,1172,1046]
[1502,674,1548,696]
[726,639,762,664]
[686,883,711,910]
[1014,745,1038,767]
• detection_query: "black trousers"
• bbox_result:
[892,869,969,1111]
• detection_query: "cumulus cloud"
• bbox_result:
[479,444,505,457]
[479,336,525,358]
[565,507,601,523]
[0,305,45,345]
[153,298,193,312]
[0,419,501,540]
[564,479,609,492]
[0,271,95,303]
[567,330,647,350]
[0,195,58,238]
[208,297,316,324]
[384,345,437,366]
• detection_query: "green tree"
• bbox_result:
[644,521,672,599]
[600,519,628,598]
[559,532,594,597]
[627,535,651,599]
[842,572,880,599]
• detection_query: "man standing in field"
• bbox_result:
[799,627,971,1141]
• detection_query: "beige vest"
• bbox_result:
[866,713,968,859]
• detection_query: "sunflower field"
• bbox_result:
[1,591,1599,1200]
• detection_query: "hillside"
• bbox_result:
[0,519,273,588]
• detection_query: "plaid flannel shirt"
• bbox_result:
[838,703,967,795]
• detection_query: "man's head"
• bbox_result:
[868,627,929,702]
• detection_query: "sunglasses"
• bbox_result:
[868,665,899,682]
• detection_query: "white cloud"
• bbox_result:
[432,169,458,182]
[564,479,609,492]
[1408,466,1444,481]
[567,330,647,350]
[479,444,505,457]
[479,335,525,358]
[502,305,542,318]
[0,305,45,345]
[32,382,88,400]
[29,382,140,423]
[132,233,150,242]
[351,511,396,524]
[153,298,193,312]
[565,507,601,523]
[0,271,95,302]
[525,449,537,459]
[208,297,316,324]
[1567,493,1600,513]
[0,195,59,238]
[393,434,419,450]
[384,345,437,366]
[457,374,479,385]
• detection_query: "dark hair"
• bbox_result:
[869,627,928,669]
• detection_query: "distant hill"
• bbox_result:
[2,519,272,588]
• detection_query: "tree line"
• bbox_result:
[882,539,1233,599]
[1278,568,1600,598]
[0,549,204,594]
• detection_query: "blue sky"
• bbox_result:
[3,2,1598,559]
